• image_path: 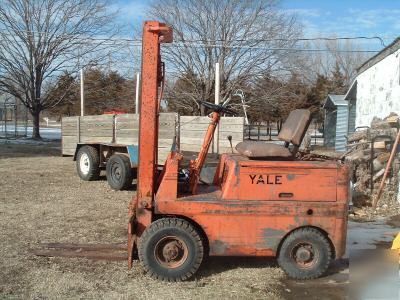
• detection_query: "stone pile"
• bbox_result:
[344,113,399,210]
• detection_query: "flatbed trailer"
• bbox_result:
[61,113,177,190]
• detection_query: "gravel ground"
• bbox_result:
[0,143,285,299]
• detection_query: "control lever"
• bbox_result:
[227,135,234,153]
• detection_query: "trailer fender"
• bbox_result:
[126,145,139,167]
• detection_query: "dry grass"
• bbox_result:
[0,143,285,299]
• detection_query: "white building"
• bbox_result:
[345,38,400,130]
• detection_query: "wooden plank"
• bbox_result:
[115,128,175,139]
[180,116,210,124]
[61,123,78,129]
[218,124,244,132]
[180,143,212,153]
[181,130,243,140]
[62,149,76,156]
[180,137,209,144]
[220,117,244,125]
[62,130,79,136]
[78,115,114,121]
[79,125,114,131]
[62,116,79,124]
[62,136,79,143]
[180,123,211,131]
[80,137,113,143]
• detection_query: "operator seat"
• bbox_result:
[235,109,311,160]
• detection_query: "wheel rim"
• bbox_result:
[79,153,90,175]
[290,242,319,269]
[154,236,189,269]
[110,161,122,182]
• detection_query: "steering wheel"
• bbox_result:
[198,100,236,115]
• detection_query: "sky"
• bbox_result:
[280,0,400,41]
[114,0,400,50]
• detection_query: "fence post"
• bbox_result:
[135,73,140,114]
[80,69,85,117]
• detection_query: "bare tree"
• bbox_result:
[148,0,301,115]
[300,39,371,86]
[0,0,118,138]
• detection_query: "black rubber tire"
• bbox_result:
[106,154,133,190]
[76,146,100,181]
[138,218,204,282]
[277,227,332,280]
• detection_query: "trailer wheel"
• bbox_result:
[106,154,132,190]
[277,227,332,280]
[138,218,204,282]
[76,146,100,181]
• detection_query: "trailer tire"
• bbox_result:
[138,218,204,282]
[76,146,100,181]
[277,227,332,280]
[106,154,132,190]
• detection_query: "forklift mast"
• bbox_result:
[128,22,172,266]
[136,21,172,223]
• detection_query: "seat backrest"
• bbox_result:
[278,109,311,146]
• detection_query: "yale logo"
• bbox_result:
[249,174,283,185]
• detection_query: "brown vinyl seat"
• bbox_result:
[236,109,311,160]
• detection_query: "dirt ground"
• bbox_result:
[0,142,285,299]
[1,141,399,300]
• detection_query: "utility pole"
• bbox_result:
[214,62,220,154]
[135,73,140,114]
[80,69,85,116]
[215,62,220,106]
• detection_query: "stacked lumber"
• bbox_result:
[344,113,399,208]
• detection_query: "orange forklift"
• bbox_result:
[128,21,349,281]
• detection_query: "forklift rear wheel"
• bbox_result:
[277,227,332,280]
[106,154,133,190]
[138,218,204,282]
[76,146,100,181]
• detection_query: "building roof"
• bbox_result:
[344,79,357,101]
[323,94,347,109]
[357,37,400,74]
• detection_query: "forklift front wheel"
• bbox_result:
[138,218,204,282]
[277,227,332,280]
[106,154,133,190]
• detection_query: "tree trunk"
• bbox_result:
[31,110,41,139]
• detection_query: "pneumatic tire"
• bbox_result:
[76,146,100,181]
[106,154,133,190]
[277,227,332,280]
[138,218,204,282]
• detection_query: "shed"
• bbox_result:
[323,94,348,152]
[344,79,357,134]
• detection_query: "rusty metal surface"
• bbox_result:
[189,112,220,194]
[155,151,349,259]
[128,20,349,279]
[127,21,173,268]
[30,243,127,261]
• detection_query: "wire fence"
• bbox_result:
[244,122,324,147]
[0,99,29,139]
